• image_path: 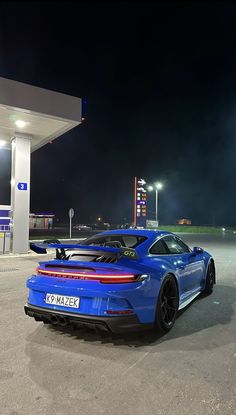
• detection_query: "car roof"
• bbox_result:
[91,229,175,256]
[98,229,172,238]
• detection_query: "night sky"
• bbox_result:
[1,1,236,226]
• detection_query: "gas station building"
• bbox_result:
[0,76,81,254]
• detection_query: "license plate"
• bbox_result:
[45,293,80,309]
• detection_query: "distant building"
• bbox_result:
[29,213,55,229]
[177,218,192,225]
[1,208,55,230]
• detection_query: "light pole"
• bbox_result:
[148,182,163,226]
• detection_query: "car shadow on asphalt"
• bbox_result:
[26,284,236,350]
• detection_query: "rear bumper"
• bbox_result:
[24,304,153,334]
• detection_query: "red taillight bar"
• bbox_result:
[36,267,137,283]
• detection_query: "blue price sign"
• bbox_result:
[17,182,28,191]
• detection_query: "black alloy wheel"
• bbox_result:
[155,275,179,333]
[203,261,215,295]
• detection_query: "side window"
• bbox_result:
[150,239,169,255]
[175,238,191,253]
[163,236,190,254]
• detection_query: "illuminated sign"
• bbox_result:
[134,177,147,227]
[17,182,28,191]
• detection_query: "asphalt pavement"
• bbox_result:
[0,233,235,415]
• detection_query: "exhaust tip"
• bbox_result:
[49,314,69,326]
[58,316,68,326]
[50,315,59,325]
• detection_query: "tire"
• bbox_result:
[155,274,179,333]
[203,261,215,295]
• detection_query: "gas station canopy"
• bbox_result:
[0,76,81,151]
[0,76,82,254]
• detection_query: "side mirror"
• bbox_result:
[193,246,204,255]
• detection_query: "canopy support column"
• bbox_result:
[11,133,32,254]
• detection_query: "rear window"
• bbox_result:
[83,234,147,249]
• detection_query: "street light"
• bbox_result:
[148,182,163,226]
[15,120,27,129]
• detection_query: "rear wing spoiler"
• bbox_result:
[29,242,139,260]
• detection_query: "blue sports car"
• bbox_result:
[25,230,216,333]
